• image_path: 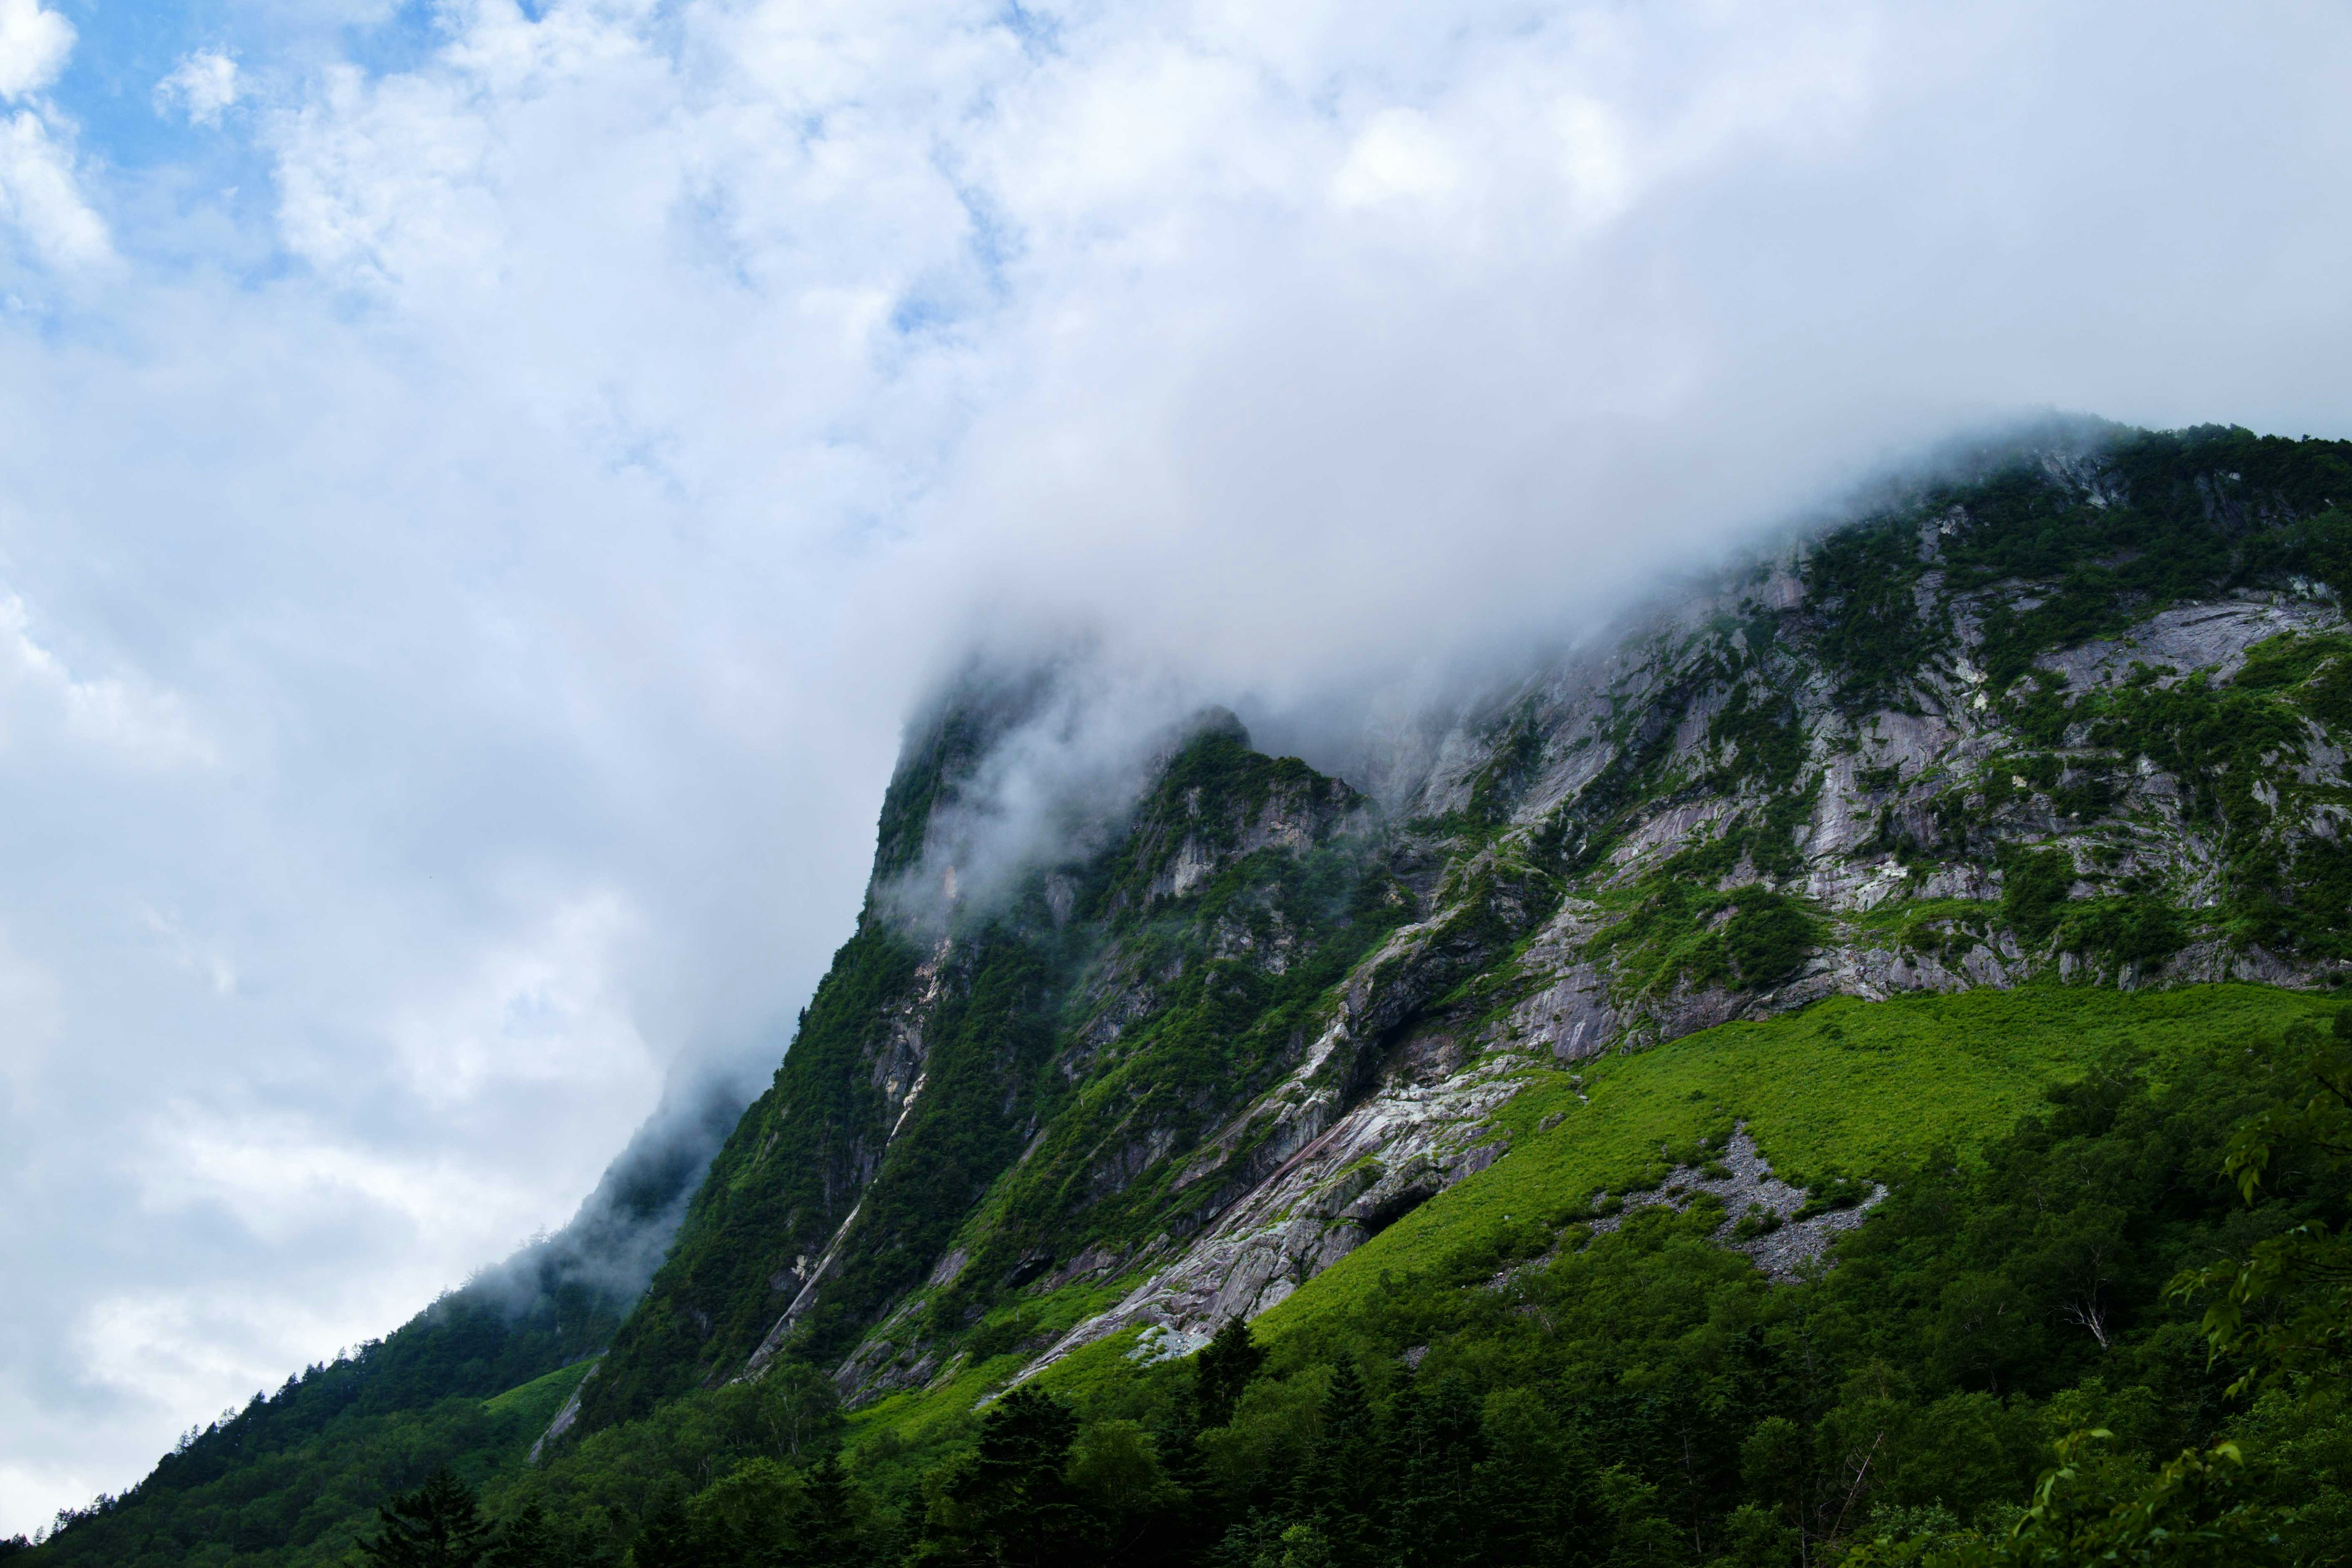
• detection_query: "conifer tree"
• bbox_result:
[358,1468,494,1567]
[915,1385,1099,1567]
[797,1452,861,1564]
[1194,1316,1267,1430]
[1384,1371,1485,1567]
[483,1504,563,1568]
[1294,1359,1384,1567]
[1152,1403,1213,1560]
[627,1491,704,1568]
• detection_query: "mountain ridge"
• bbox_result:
[29,418,2352,1566]
[554,421,2352,1433]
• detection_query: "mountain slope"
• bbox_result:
[21,1080,744,1566]
[559,421,2352,1442]
[31,418,2352,1566]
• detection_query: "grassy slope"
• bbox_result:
[483,1361,597,1427]
[428,978,2340,1564]
[816,984,2334,1460]
[176,982,2260,1568]
[31,1360,600,1568]
[275,992,2350,1551]
[1257,982,2334,1333]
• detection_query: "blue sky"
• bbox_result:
[5,0,2352,1539]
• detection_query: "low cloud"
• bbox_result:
[4,0,2352,1537]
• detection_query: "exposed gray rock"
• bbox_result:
[528,1360,597,1465]
[1020,1054,1528,1381]
[804,473,2352,1417]
[1584,1125,1884,1283]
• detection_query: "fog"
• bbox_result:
[3,0,2351,1534]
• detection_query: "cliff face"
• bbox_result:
[565,423,2352,1438]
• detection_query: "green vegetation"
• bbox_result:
[1594,873,1823,1001]
[51,989,2350,1567]
[576,922,925,1429]
[22,1291,614,1567]
[1805,426,2352,701]
[1265,984,2335,1327]
[1592,814,1830,1005]
[1926,630,2352,962]
[582,721,1393,1441]
[37,425,2352,1567]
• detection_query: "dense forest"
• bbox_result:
[431,1016,2352,1565]
[28,1003,2350,1566]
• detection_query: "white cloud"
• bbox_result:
[385,889,656,1109]
[153,50,241,127]
[0,594,213,769]
[135,903,236,998]
[4,0,2352,1539]
[138,1106,541,1246]
[1332,109,1459,211]
[0,0,69,102]
[0,926,61,1095]
[0,0,104,273]
[0,110,105,268]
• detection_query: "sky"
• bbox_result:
[2,0,2352,1536]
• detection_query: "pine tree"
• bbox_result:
[1194,1317,1267,1430]
[797,1452,861,1564]
[483,1504,564,1568]
[1384,1372,1485,1567]
[358,1469,494,1567]
[914,1385,1100,1567]
[1294,1359,1385,1567]
[1152,1406,1213,1561]
[628,1491,705,1568]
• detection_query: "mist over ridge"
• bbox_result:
[7,0,2352,1540]
[872,410,2138,928]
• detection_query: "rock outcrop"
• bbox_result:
[556,424,2352,1441]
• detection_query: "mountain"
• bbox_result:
[18,1077,744,1564]
[29,420,2352,1566]
[564,421,2352,1427]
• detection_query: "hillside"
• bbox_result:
[28,421,2352,1566]
[15,1080,744,1564]
[571,422,2352,1429]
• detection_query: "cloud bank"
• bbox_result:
[3,0,2352,1534]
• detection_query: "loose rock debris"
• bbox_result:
[1591,1123,1883,1281]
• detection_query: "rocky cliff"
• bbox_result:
[557,421,2352,1442]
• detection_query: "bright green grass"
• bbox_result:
[1258,982,2337,1335]
[838,1274,1143,1451]
[483,1359,595,1425]
[837,984,2338,1433]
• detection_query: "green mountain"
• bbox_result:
[15,1081,745,1564]
[29,421,2352,1566]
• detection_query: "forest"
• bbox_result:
[36,1003,2335,1567]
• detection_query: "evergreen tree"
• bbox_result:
[915,1385,1099,1567]
[1152,1406,1213,1561]
[1206,1511,1289,1568]
[483,1504,567,1568]
[358,1469,494,1568]
[1384,1372,1486,1567]
[627,1492,704,1568]
[1293,1359,1385,1568]
[1194,1317,1268,1430]
[797,1452,862,1564]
